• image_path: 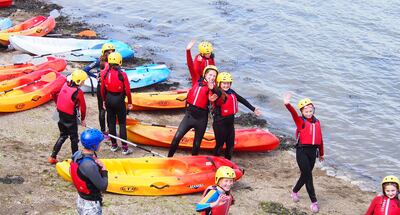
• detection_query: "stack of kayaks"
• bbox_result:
[127,89,187,110]
[0,15,55,45]
[126,119,280,152]
[0,57,67,81]
[55,155,243,196]
[0,68,66,112]
[0,18,12,30]
[10,36,134,62]
[81,64,171,92]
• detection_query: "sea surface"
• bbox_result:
[49,0,400,191]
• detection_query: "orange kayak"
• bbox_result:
[56,155,243,196]
[0,68,56,92]
[127,89,187,110]
[126,120,280,152]
[0,57,66,81]
[0,15,55,45]
[0,72,65,112]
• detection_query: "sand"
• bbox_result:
[0,1,376,214]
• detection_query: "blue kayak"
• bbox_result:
[126,64,171,89]
[0,18,12,30]
[81,64,171,92]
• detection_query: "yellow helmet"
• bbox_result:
[381,175,400,188]
[198,41,213,55]
[215,166,236,184]
[70,69,88,85]
[108,52,122,65]
[101,43,115,55]
[217,72,233,86]
[297,98,313,109]
[203,65,219,77]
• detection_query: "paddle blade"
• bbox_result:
[40,72,57,83]
[77,30,97,37]
[49,9,60,18]
[12,54,32,64]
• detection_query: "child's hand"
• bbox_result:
[186,38,196,50]
[209,94,218,102]
[102,101,106,110]
[212,194,227,207]
[319,156,325,162]
[283,92,292,104]
[254,108,262,116]
[81,119,86,127]
[128,104,133,110]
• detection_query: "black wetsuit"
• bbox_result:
[212,89,255,160]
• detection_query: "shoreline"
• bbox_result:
[0,1,377,214]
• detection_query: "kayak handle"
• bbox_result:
[150,183,170,190]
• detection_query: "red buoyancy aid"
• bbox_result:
[368,195,400,215]
[220,92,238,117]
[194,54,215,77]
[103,68,124,93]
[296,117,322,145]
[200,186,233,215]
[70,157,95,195]
[57,83,78,115]
[187,80,209,110]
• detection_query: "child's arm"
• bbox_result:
[233,90,261,116]
[186,39,198,86]
[283,92,303,129]
[83,59,100,78]
[364,196,378,215]
[195,189,221,212]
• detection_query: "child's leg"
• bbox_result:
[167,113,194,157]
[304,148,318,202]
[192,116,208,156]
[293,147,311,193]
[212,121,225,156]
[105,94,118,146]
[69,119,79,155]
[224,123,235,160]
[116,100,128,150]
[51,119,69,158]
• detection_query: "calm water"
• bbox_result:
[50,0,400,191]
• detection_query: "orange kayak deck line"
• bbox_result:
[56,155,244,196]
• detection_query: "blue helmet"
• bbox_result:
[80,128,104,151]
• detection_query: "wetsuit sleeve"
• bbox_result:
[285,103,303,130]
[319,132,324,157]
[365,196,378,215]
[83,59,100,78]
[100,69,106,102]
[79,160,108,191]
[234,91,255,112]
[122,72,132,104]
[195,189,219,212]
[76,90,86,121]
[186,49,197,86]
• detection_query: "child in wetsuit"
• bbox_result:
[196,166,236,215]
[283,92,324,213]
[186,39,216,86]
[211,72,261,160]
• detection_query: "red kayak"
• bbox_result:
[0,57,66,81]
[126,119,280,152]
[0,0,12,8]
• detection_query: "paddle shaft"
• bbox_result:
[86,125,165,157]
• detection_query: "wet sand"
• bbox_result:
[0,1,376,214]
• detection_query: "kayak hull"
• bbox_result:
[126,122,280,152]
[55,155,244,196]
[127,89,187,110]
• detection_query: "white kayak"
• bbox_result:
[9,35,134,62]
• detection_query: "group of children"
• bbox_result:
[46,40,399,214]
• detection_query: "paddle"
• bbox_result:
[0,72,57,94]
[85,125,165,157]
[126,118,215,141]
[46,30,97,38]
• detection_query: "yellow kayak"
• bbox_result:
[55,155,243,196]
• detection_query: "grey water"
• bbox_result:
[49,0,400,191]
